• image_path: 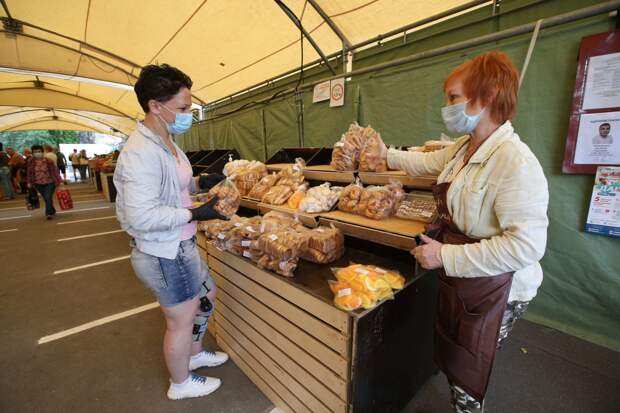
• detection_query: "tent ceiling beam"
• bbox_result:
[206,0,491,110]
[1,116,103,132]
[0,0,12,20]
[306,0,352,50]
[273,0,337,75]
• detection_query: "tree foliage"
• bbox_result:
[0,130,80,152]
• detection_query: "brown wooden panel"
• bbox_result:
[216,335,294,413]
[358,170,436,189]
[214,277,349,380]
[217,310,335,413]
[208,245,349,333]
[196,231,208,250]
[319,217,418,251]
[215,290,348,402]
[210,268,348,356]
[217,328,312,413]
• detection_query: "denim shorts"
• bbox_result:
[130,237,214,307]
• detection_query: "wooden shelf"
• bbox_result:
[266,163,289,172]
[319,210,425,251]
[358,170,436,189]
[240,197,259,210]
[257,202,320,228]
[303,165,355,183]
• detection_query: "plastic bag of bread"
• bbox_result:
[277,158,305,189]
[331,264,397,310]
[359,126,388,172]
[359,185,397,220]
[223,159,250,177]
[256,254,299,277]
[198,215,240,239]
[233,161,268,196]
[299,183,343,213]
[261,185,293,205]
[330,122,365,171]
[287,184,308,209]
[257,230,308,260]
[338,179,364,213]
[206,178,241,218]
[248,172,279,200]
[329,280,363,311]
[301,225,344,264]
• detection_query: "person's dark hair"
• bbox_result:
[600,123,611,128]
[31,144,44,152]
[134,64,193,113]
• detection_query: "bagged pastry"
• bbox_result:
[277,158,305,189]
[232,161,268,196]
[248,172,279,200]
[257,230,308,260]
[330,122,365,171]
[206,177,241,218]
[223,159,250,177]
[299,183,343,213]
[359,126,388,172]
[287,184,308,209]
[360,185,396,220]
[330,263,402,311]
[338,179,364,213]
[199,215,241,239]
[261,185,293,205]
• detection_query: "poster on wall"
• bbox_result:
[563,30,620,174]
[585,166,620,237]
[573,112,620,165]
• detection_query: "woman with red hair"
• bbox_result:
[384,51,549,412]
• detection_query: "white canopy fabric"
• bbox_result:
[0,106,135,136]
[0,0,476,103]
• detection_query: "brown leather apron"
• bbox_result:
[430,181,513,402]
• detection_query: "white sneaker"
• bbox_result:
[189,350,229,370]
[167,373,221,400]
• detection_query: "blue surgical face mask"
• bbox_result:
[158,104,193,135]
[441,101,484,134]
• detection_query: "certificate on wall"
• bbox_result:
[563,30,620,174]
[573,112,620,165]
[582,52,620,110]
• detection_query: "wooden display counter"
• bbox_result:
[240,197,259,210]
[196,232,436,413]
[100,172,116,202]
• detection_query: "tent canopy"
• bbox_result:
[0,0,480,104]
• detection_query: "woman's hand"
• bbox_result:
[411,234,444,269]
[189,196,227,222]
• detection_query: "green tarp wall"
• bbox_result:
[177,0,620,351]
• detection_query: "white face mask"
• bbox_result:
[441,101,484,134]
[33,152,44,159]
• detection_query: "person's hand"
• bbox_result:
[189,196,227,222]
[198,173,226,191]
[411,234,444,270]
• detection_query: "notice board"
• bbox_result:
[563,30,620,174]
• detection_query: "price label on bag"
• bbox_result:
[241,240,251,247]
[337,288,352,297]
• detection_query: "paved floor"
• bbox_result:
[0,182,618,412]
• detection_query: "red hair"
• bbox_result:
[444,51,519,124]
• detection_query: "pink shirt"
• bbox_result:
[176,157,197,241]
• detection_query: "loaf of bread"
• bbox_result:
[257,230,308,261]
[248,172,279,200]
[299,183,343,213]
[232,161,268,196]
[277,158,305,189]
[223,159,250,177]
[261,185,294,205]
[300,226,344,264]
[359,126,388,172]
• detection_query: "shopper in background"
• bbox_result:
[44,145,58,165]
[114,64,229,401]
[78,149,89,181]
[0,150,14,200]
[69,149,80,181]
[6,147,24,193]
[383,51,549,412]
[56,148,68,183]
[27,144,62,219]
[20,149,32,194]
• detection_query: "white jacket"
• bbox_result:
[387,121,549,302]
